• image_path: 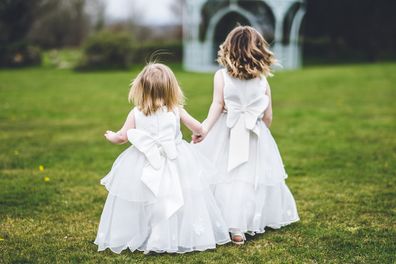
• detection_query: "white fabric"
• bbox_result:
[223,69,270,171]
[127,128,183,226]
[194,69,299,232]
[95,107,231,254]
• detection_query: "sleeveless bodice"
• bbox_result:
[221,69,270,172]
[133,106,181,141]
[222,68,269,119]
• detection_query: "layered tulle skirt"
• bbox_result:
[94,141,230,254]
[194,113,299,233]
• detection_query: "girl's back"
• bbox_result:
[95,63,231,254]
[194,26,299,243]
[222,68,269,117]
[134,106,181,140]
[221,69,268,108]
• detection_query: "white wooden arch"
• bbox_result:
[183,0,306,72]
[205,5,262,42]
[289,7,305,43]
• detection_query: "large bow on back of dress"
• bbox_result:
[226,94,269,171]
[127,129,183,225]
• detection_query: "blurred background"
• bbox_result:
[1,0,395,70]
[1,1,395,263]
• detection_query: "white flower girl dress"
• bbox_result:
[94,107,230,254]
[196,69,299,234]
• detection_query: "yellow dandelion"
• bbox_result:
[43,176,50,182]
[39,165,45,172]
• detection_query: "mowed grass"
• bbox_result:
[0,63,395,263]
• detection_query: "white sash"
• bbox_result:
[127,129,183,225]
[226,95,269,171]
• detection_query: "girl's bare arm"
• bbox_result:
[105,109,136,144]
[262,84,273,128]
[202,69,225,131]
[179,107,203,135]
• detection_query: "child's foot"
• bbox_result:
[230,229,245,245]
[246,231,255,236]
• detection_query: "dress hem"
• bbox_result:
[94,238,231,254]
[230,217,300,235]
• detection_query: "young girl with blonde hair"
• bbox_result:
[194,26,299,244]
[95,63,230,254]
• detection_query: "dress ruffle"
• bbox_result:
[213,181,299,233]
[95,141,231,254]
[194,113,299,232]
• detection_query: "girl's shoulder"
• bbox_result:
[215,68,230,86]
[173,106,181,118]
[218,68,264,82]
[215,68,226,79]
[131,106,140,115]
[129,106,142,122]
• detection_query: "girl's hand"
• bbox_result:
[104,109,136,145]
[104,130,124,144]
[192,126,208,144]
[192,134,203,143]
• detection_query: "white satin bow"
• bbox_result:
[226,95,269,171]
[127,129,183,225]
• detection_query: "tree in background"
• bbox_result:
[170,0,184,22]
[76,29,134,70]
[28,0,91,48]
[0,0,104,67]
[0,0,44,66]
[85,0,106,32]
[304,0,396,61]
[0,0,40,46]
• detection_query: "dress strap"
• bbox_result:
[260,76,269,94]
[221,68,229,84]
[131,106,140,125]
[173,106,180,119]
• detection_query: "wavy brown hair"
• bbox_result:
[217,26,276,80]
[128,63,184,115]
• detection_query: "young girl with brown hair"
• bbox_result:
[194,26,299,244]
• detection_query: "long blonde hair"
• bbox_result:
[128,63,184,115]
[217,26,276,80]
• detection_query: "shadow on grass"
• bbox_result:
[244,223,300,243]
[0,171,58,219]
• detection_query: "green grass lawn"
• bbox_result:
[0,63,395,263]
